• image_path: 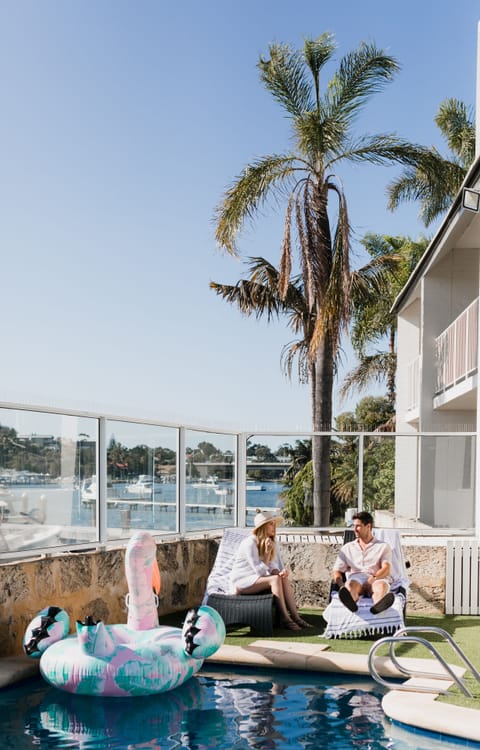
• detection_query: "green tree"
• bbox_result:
[331,397,396,521]
[341,234,429,407]
[214,34,427,525]
[388,98,475,226]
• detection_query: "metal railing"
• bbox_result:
[435,297,479,395]
[0,402,477,559]
[368,626,480,697]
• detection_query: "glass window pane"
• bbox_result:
[0,407,98,555]
[185,430,235,532]
[246,435,300,526]
[105,421,178,540]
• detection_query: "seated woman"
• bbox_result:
[229,509,312,631]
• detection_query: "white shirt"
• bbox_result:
[229,533,284,593]
[333,536,392,582]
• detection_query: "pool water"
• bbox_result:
[0,667,475,750]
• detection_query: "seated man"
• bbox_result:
[332,511,395,615]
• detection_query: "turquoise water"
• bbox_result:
[0,667,475,750]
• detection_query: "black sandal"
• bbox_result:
[338,586,358,613]
[370,592,395,614]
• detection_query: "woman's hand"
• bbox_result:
[278,568,289,578]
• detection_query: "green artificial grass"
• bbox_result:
[159,608,480,710]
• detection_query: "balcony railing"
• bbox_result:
[435,297,479,395]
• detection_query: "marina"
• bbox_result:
[0,478,286,552]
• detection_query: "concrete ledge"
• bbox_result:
[383,688,480,743]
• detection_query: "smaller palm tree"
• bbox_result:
[340,234,429,406]
[387,98,475,226]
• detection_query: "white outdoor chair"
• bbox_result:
[322,528,410,639]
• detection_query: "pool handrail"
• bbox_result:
[368,635,473,697]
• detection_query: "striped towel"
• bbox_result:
[322,591,405,639]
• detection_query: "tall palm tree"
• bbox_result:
[214,34,428,525]
[340,234,429,407]
[388,98,475,226]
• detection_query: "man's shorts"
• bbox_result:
[347,571,391,590]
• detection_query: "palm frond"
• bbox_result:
[303,33,337,82]
[328,134,429,169]
[209,278,281,322]
[281,338,310,383]
[258,42,314,116]
[326,43,399,125]
[339,352,396,399]
[435,98,475,166]
[215,154,298,254]
[387,151,467,226]
[279,193,294,298]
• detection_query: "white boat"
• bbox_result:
[191,476,219,490]
[214,487,234,496]
[246,481,266,491]
[0,522,63,553]
[81,477,97,502]
[126,475,157,496]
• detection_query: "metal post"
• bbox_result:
[358,433,364,512]
[98,418,107,543]
[236,433,247,527]
[177,427,186,535]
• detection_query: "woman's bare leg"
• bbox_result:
[237,576,291,622]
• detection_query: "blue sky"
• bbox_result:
[1,1,478,434]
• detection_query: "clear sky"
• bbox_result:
[1,1,478,434]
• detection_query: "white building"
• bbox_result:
[392,25,480,533]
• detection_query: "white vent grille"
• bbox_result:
[446,540,480,614]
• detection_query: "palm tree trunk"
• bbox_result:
[387,326,396,405]
[311,333,334,526]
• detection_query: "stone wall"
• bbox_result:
[0,538,215,658]
[279,540,447,615]
[0,536,447,657]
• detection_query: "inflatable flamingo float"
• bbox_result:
[23,531,225,697]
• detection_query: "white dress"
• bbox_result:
[229,534,284,593]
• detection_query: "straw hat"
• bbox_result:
[253,509,283,530]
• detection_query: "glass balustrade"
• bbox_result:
[0,404,476,558]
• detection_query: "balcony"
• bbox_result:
[435,297,478,407]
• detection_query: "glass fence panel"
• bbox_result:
[416,434,476,529]
[246,432,476,530]
[361,434,395,517]
[245,435,306,526]
[105,421,178,540]
[0,407,98,555]
[0,405,475,559]
[185,429,235,532]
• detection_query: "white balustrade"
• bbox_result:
[435,297,478,394]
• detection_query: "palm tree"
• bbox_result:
[340,234,429,407]
[214,34,428,525]
[388,98,475,226]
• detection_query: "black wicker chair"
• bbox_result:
[206,592,275,636]
[203,527,277,636]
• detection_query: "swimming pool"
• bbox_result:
[0,667,476,750]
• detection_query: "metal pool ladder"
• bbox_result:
[368,626,480,698]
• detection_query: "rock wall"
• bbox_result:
[0,536,447,657]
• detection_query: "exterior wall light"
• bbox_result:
[462,187,480,212]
